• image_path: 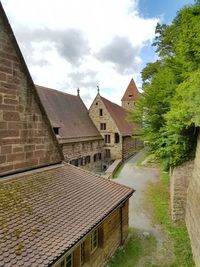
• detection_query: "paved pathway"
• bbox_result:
[116,150,159,232]
[115,151,174,265]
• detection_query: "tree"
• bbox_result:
[130,1,200,169]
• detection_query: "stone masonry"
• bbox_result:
[186,134,200,267]
[62,139,104,172]
[0,10,62,175]
[170,160,194,222]
[122,136,142,161]
[89,94,122,161]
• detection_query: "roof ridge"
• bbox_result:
[36,85,78,98]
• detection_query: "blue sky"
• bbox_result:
[139,0,194,23]
[139,0,195,75]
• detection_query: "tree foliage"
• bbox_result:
[130,1,200,169]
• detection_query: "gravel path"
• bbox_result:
[115,151,174,266]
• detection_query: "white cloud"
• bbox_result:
[1,0,159,106]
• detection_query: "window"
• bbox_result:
[94,153,102,162]
[78,158,83,166]
[99,109,103,116]
[81,242,86,265]
[70,159,78,167]
[85,156,91,164]
[115,133,120,143]
[66,254,73,267]
[53,127,59,135]
[128,94,133,98]
[96,102,98,105]
[100,123,106,130]
[61,260,65,267]
[91,229,98,252]
[104,134,111,143]
[104,149,111,159]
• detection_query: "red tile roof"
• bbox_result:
[36,86,102,141]
[121,79,139,101]
[101,96,136,136]
[0,164,134,267]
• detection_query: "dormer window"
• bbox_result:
[53,127,59,135]
[128,94,133,98]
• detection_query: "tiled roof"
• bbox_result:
[121,79,139,101]
[0,163,134,267]
[101,96,136,136]
[36,85,102,141]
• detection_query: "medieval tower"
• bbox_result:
[121,78,139,110]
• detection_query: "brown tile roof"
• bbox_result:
[0,163,134,267]
[101,96,136,136]
[121,78,139,101]
[36,85,102,141]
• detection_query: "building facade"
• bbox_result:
[36,86,104,172]
[53,199,129,267]
[89,83,142,164]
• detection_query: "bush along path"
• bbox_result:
[107,151,194,267]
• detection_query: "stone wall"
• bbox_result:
[0,10,62,176]
[89,94,122,161]
[186,134,200,267]
[122,136,142,161]
[170,161,194,222]
[54,200,129,267]
[121,100,135,110]
[62,139,104,172]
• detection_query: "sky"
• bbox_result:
[1,0,195,107]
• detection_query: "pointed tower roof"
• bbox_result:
[121,78,139,101]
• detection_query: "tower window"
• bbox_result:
[99,109,103,116]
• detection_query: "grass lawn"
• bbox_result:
[136,151,150,167]
[108,152,194,267]
[145,170,195,267]
[107,228,156,267]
